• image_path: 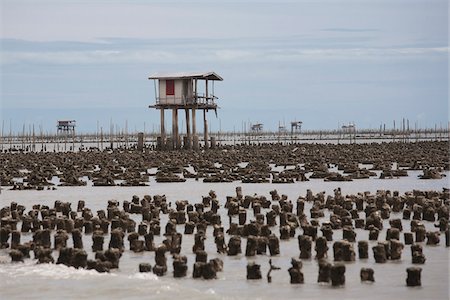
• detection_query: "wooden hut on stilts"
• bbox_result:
[148,72,223,150]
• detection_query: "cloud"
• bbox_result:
[1,49,178,64]
[321,28,380,33]
[1,39,447,65]
[214,50,254,61]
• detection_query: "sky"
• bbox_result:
[0,0,448,134]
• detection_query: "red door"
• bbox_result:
[166,80,175,96]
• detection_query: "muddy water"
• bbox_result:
[0,172,449,300]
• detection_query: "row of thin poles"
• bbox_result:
[0,120,160,152]
[1,120,449,152]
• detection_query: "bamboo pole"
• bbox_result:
[100,126,103,150]
[97,120,100,149]
[9,120,12,150]
[1,119,4,152]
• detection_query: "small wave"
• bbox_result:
[0,255,10,264]
[0,261,116,280]
[206,288,216,294]
[127,272,159,281]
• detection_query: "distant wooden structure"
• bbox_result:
[56,120,76,151]
[290,121,302,135]
[149,72,223,150]
[278,125,287,133]
[251,123,263,133]
[57,120,76,135]
[341,122,356,143]
[342,122,356,133]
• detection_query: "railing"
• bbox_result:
[195,94,217,106]
[155,93,218,106]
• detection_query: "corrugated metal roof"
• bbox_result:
[148,71,223,81]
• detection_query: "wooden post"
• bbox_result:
[175,109,179,148]
[32,124,35,152]
[64,127,67,152]
[100,127,103,151]
[96,120,99,149]
[185,108,191,149]
[194,79,197,102]
[205,79,208,105]
[137,132,144,151]
[1,119,4,152]
[72,125,75,151]
[203,109,209,149]
[160,108,165,148]
[172,108,178,149]
[9,120,12,151]
[204,79,209,149]
[393,120,395,142]
[22,124,25,151]
[110,118,113,149]
[192,108,198,150]
[125,120,128,149]
[192,108,197,136]
[40,124,43,152]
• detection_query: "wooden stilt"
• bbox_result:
[185,108,191,149]
[192,108,197,136]
[160,108,165,149]
[172,108,178,149]
[203,109,209,149]
[192,108,198,150]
